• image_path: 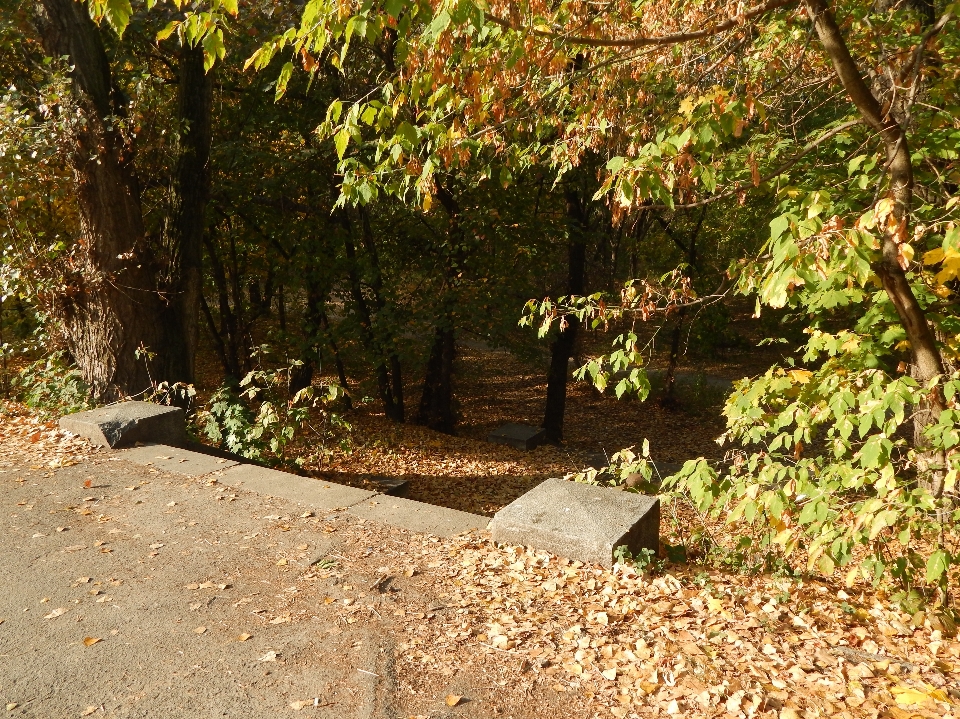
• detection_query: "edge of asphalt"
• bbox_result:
[115,443,490,539]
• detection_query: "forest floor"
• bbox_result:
[0,409,956,719]
[265,312,790,519]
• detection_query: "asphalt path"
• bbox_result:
[0,454,397,719]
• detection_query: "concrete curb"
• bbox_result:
[118,443,489,538]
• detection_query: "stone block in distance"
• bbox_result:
[486,423,548,450]
[59,402,185,449]
[489,477,659,567]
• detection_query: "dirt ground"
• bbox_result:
[1,412,955,719]
[261,310,792,518]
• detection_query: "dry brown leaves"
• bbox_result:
[401,535,958,719]
[0,402,101,470]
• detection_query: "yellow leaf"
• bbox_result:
[602,668,618,680]
[891,686,933,707]
[707,597,724,613]
[445,694,463,707]
[875,197,895,220]
[82,636,101,647]
[193,626,206,635]
[788,369,813,384]
[924,248,945,265]
[900,243,915,264]
[679,98,695,115]
[237,633,252,642]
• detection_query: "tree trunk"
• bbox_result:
[657,207,705,406]
[360,208,404,420]
[542,188,588,443]
[417,324,456,433]
[34,0,167,400]
[805,0,946,495]
[341,212,402,421]
[159,43,212,385]
[418,184,467,435]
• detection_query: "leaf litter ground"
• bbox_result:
[3,397,958,719]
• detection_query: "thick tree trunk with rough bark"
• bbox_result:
[542,189,588,443]
[805,0,947,495]
[35,0,167,400]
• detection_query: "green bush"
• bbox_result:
[195,350,345,467]
[12,352,91,418]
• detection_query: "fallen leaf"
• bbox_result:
[270,615,291,625]
[149,543,164,550]
[83,480,91,488]
[258,650,278,662]
[891,685,933,707]
[194,626,206,635]
[276,558,288,566]
[81,706,97,716]
[445,694,463,707]
[289,700,311,711]
[44,607,67,619]
[237,633,252,642]
[6,703,17,711]
[64,545,86,552]
[601,668,617,680]
[83,636,101,647]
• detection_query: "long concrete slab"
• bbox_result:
[118,443,240,476]
[348,495,488,537]
[218,463,378,511]
[117,444,488,538]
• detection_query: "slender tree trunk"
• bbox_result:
[657,207,705,405]
[418,184,465,435]
[360,208,404,420]
[160,43,212,385]
[542,189,588,443]
[319,309,352,409]
[341,213,401,420]
[805,0,946,495]
[417,324,457,433]
[34,0,167,400]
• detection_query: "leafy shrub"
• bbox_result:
[195,351,344,467]
[663,339,960,608]
[12,352,91,417]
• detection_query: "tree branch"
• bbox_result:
[485,0,799,50]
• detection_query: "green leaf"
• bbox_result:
[334,128,350,160]
[275,61,294,102]
[926,550,949,583]
[156,21,180,42]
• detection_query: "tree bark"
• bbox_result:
[341,212,402,421]
[360,208,404,420]
[160,43,212,384]
[805,0,946,495]
[542,188,588,443]
[34,0,167,400]
[417,324,456,433]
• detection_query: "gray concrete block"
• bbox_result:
[347,496,488,537]
[220,464,377,510]
[119,444,239,477]
[487,423,548,450]
[489,477,659,567]
[59,402,185,448]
